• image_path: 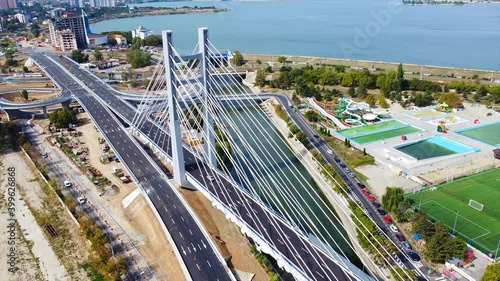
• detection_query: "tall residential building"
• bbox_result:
[49,13,87,50]
[58,29,78,51]
[89,0,115,8]
[0,0,17,9]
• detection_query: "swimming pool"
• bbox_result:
[456,122,500,146]
[395,135,480,160]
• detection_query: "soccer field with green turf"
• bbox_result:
[406,169,500,256]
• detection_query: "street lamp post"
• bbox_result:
[495,239,500,261]
[453,210,459,235]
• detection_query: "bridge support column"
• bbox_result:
[42,106,48,118]
[61,100,71,110]
[198,27,217,167]
[163,30,187,187]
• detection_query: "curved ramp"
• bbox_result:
[307,98,348,129]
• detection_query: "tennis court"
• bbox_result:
[406,169,500,256]
[456,122,500,146]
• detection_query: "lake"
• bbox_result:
[91,0,500,70]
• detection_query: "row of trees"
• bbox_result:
[71,49,89,63]
[48,109,78,128]
[412,211,467,263]
[381,187,468,264]
[126,49,151,69]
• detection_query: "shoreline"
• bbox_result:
[243,54,500,79]
[88,7,229,25]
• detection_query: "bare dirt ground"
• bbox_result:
[178,188,268,281]
[0,82,55,90]
[2,92,60,104]
[76,114,184,280]
[0,150,87,281]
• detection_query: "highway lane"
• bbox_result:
[30,53,232,281]
[48,53,373,281]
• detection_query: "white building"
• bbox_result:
[89,0,115,7]
[108,34,127,46]
[14,13,29,24]
[132,25,154,40]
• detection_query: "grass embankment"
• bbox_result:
[6,123,128,280]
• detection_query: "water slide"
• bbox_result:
[306,98,348,129]
[343,99,365,124]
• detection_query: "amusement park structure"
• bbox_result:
[305,98,390,130]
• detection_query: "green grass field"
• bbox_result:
[457,122,500,146]
[352,126,422,144]
[338,120,405,137]
[406,169,500,255]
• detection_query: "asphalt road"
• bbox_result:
[30,52,232,281]
[43,52,371,280]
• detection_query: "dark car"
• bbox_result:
[334,157,341,163]
[395,233,405,242]
[339,163,347,168]
[372,201,381,208]
[377,209,387,215]
[357,182,366,188]
[313,134,319,138]
[409,251,421,261]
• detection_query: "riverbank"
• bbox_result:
[403,0,500,5]
[87,6,229,24]
[243,54,500,82]
[260,98,384,278]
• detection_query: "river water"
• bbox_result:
[223,105,360,266]
[90,0,500,70]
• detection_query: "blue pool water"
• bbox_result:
[395,135,480,160]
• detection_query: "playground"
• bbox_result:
[305,98,390,130]
[405,169,500,257]
[456,121,500,147]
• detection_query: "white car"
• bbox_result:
[64,180,72,187]
[326,149,333,155]
[390,225,399,233]
[206,175,215,182]
[77,196,86,204]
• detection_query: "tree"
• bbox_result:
[382,187,410,221]
[411,210,435,240]
[143,34,162,46]
[31,22,40,37]
[295,131,308,145]
[23,66,29,73]
[437,92,462,108]
[347,86,355,97]
[481,263,500,281]
[21,89,28,100]
[255,69,267,87]
[126,49,151,68]
[48,109,77,128]
[108,37,117,46]
[396,63,405,91]
[71,49,88,63]
[365,95,376,107]
[277,56,287,65]
[356,84,368,98]
[93,48,103,61]
[231,50,244,66]
[377,95,389,108]
[476,85,488,97]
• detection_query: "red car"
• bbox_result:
[362,189,370,195]
[367,195,375,202]
[383,215,392,224]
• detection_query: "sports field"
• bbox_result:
[338,120,405,137]
[457,122,500,146]
[406,169,500,256]
[352,126,422,144]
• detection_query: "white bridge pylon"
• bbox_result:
[129,27,415,281]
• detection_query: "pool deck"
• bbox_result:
[344,102,500,182]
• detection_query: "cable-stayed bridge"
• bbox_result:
[23,28,421,281]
